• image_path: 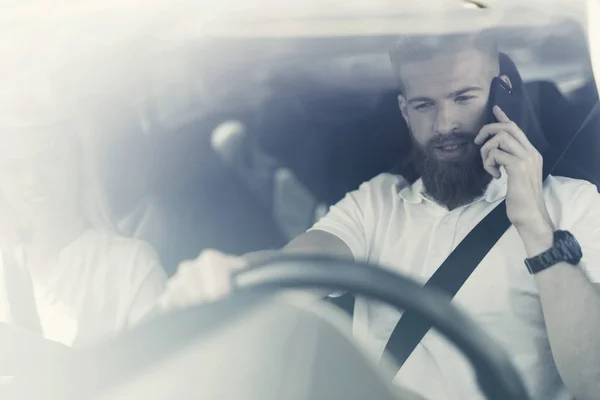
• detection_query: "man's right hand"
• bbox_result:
[158,250,248,312]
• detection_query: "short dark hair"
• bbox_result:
[389,31,500,94]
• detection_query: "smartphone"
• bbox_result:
[487,76,548,152]
[488,76,522,125]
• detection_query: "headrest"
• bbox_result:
[499,53,525,95]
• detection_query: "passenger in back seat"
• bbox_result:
[0,80,167,348]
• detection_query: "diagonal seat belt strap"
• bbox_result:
[380,200,510,370]
[2,251,43,333]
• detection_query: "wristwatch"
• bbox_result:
[524,230,583,274]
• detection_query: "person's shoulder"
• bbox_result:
[358,173,410,195]
[344,173,411,210]
[367,172,409,186]
[544,175,600,214]
[545,175,599,200]
[73,229,164,276]
[77,229,156,256]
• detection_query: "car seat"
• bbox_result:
[145,117,288,275]
[525,80,575,152]
[211,120,323,240]
[568,79,599,125]
[258,80,409,205]
[94,101,288,275]
[551,102,600,189]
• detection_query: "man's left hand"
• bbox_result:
[475,105,554,245]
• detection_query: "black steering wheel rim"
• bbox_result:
[235,255,530,400]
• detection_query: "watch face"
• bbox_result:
[555,230,583,264]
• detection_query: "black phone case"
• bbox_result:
[488,76,548,153]
[488,76,523,125]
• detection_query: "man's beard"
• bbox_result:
[411,132,492,209]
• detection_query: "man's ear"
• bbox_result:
[499,74,512,90]
[398,94,409,124]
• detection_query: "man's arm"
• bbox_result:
[520,229,600,400]
[477,107,600,400]
[244,230,353,264]
[159,173,380,312]
[157,230,353,311]
[243,230,353,299]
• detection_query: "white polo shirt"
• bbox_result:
[311,172,600,400]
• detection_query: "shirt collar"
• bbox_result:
[399,168,508,205]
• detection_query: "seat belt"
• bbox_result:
[1,250,43,333]
[380,103,600,373]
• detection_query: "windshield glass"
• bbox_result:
[2,1,600,400]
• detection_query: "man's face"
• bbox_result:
[397,49,495,208]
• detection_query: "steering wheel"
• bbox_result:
[10,255,530,400]
[236,256,529,400]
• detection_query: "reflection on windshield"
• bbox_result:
[1,4,600,400]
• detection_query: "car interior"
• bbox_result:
[3,4,600,400]
[9,256,535,400]
[92,20,600,277]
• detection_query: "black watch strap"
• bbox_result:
[524,230,582,274]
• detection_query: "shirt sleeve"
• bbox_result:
[559,179,600,283]
[309,174,402,262]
